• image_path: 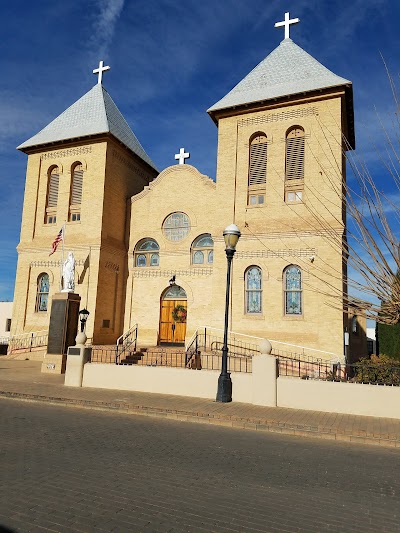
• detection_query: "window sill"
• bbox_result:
[246,204,265,209]
[243,314,265,320]
[283,314,304,320]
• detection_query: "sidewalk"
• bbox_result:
[1,359,400,448]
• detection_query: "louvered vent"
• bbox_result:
[248,138,267,186]
[71,164,83,205]
[286,128,305,180]
[47,168,59,208]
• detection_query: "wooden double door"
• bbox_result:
[159,299,187,345]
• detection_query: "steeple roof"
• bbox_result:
[18,84,157,171]
[208,38,352,114]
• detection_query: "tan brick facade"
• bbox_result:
[12,137,156,345]
[122,91,351,361]
[11,80,361,362]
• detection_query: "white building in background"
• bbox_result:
[367,327,377,356]
[0,302,13,348]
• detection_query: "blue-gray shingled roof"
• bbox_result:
[18,84,158,171]
[208,38,352,114]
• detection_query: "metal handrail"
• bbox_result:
[210,340,258,358]
[186,325,344,363]
[7,330,49,353]
[116,324,138,364]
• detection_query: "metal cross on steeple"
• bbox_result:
[93,60,110,84]
[274,12,300,40]
[175,148,190,165]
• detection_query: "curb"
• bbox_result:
[1,390,399,448]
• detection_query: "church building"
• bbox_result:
[10,14,357,363]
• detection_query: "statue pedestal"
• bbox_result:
[65,344,92,387]
[42,292,81,374]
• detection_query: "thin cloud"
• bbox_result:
[88,0,125,58]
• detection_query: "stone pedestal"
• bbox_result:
[251,339,278,407]
[41,292,81,374]
[64,345,92,387]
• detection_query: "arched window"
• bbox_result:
[134,238,160,267]
[45,166,60,224]
[245,266,262,314]
[285,126,305,203]
[248,133,268,206]
[352,315,358,334]
[69,162,83,222]
[191,234,214,265]
[284,265,302,315]
[36,273,49,312]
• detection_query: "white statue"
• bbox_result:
[62,252,75,292]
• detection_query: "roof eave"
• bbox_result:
[16,131,159,172]
[208,83,355,147]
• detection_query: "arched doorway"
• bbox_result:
[159,285,187,345]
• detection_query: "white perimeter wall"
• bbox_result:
[81,357,400,420]
[82,363,254,404]
[278,377,400,419]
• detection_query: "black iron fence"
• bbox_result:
[278,357,400,386]
[90,346,252,373]
[91,346,117,364]
[7,332,48,353]
[120,350,186,368]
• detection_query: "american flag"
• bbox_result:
[49,227,64,256]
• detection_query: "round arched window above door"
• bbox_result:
[163,285,187,299]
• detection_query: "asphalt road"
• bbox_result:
[0,398,399,533]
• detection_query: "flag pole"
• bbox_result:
[60,223,66,291]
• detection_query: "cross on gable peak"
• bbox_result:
[274,12,300,40]
[93,60,110,85]
[175,148,190,165]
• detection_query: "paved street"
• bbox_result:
[1,399,399,533]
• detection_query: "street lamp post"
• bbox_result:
[216,224,241,403]
[79,308,90,333]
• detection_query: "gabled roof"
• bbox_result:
[18,84,157,171]
[208,38,352,114]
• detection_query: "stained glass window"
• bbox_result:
[163,212,190,242]
[163,285,187,299]
[139,240,159,251]
[284,265,302,315]
[134,239,159,267]
[36,273,49,312]
[245,267,262,313]
[191,234,213,265]
[193,251,204,264]
[150,253,159,267]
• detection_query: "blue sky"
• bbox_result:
[0,0,399,301]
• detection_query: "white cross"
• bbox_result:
[175,148,190,165]
[274,12,300,40]
[93,60,110,84]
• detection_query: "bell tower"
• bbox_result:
[11,62,158,345]
[207,13,355,360]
